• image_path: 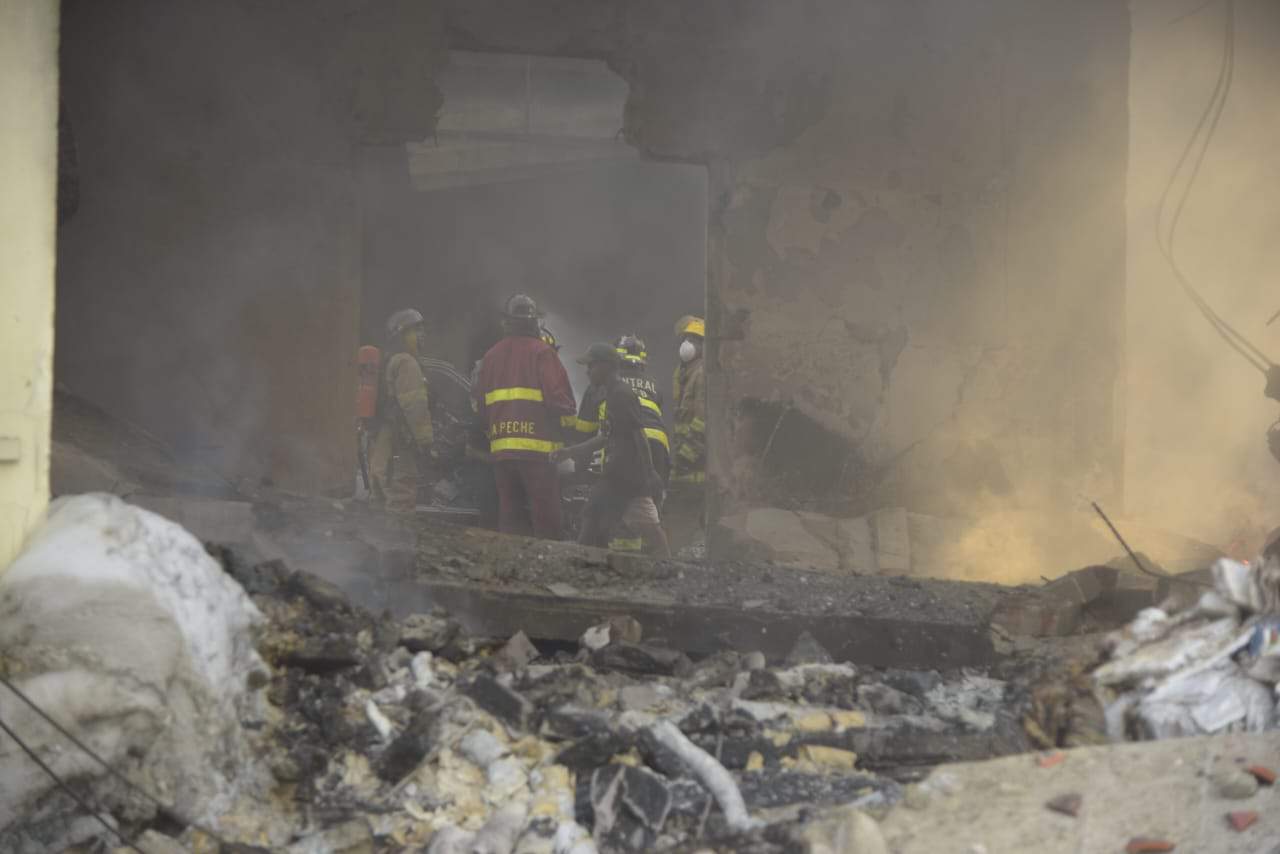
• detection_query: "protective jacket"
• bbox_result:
[619,365,670,483]
[382,352,434,450]
[473,334,576,462]
[671,357,706,483]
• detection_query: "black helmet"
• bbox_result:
[615,334,647,366]
[504,294,540,320]
[576,342,622,366]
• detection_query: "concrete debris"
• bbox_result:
[1092,552,1280,742]
[0,495,275,850]
[6,505,1099,853]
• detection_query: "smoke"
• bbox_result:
[1124,0,1280,557]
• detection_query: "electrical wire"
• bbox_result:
[1154,0,1274,374]
[0,712,146,854]
[0,674,259,852]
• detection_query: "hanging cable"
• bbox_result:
[0,712,146,854]
[1154,0,1273,374]
[0,675,256,852]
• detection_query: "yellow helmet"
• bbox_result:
[675,315,705,338]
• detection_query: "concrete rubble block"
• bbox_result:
[990,591,1081,638]
[590,642,692,677]
[0,495,276,847]
[400,612,460,654]
[493,631,540,672]
[792,804,888,854]
[461,673,535,732]
[872,507,911,576]
[785,631,835,666]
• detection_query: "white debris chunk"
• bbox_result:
[366,699,395,741]
[0,494,275,842]
[472,800,528,854]
[459,729,508,768]
[411,651,436,688]
[648,720,761,832]
[553,822,598,854]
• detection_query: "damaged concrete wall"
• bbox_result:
[54,0,443,494]
[447,0,1130,537]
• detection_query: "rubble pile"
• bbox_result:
[1092,553,1280,741]
[197,554,1029,853]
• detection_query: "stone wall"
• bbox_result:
[55,0,443,494]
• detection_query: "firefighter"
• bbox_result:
[616,334,671,489]
[551,344,670,557]
[369,308,436,513]
[473,294,577,539]
[672,315,706,484]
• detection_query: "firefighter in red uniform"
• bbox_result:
[473,295,577,539]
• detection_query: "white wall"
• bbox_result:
[0,1,58,567]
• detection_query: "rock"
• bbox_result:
[426,825,476,854]
[493,631,539,671]
[376,705,439,783]
[1245,764,1276,785]
[579,616,642,652]
[284,819,373,854]
[590,764,676,849]
[557,730,634,770]
[115,831,189,854]
[795,804,888,854]
[472,801,528,854]
[742,651,767,671]
[856,683,918,715]
[400,613,458,654]
[607,615,644,644]
[461,673,535,731]
[881,669,941,697]
[1227,810,1259,832]
[687,651,741,688]
[785,631,833,666]
[619,683,674,713]
[591,642,692,677]
[1045,793,1082,817]
[0,495,270,839]
[902,783,931,810]
[1212,769,1259,800]
[1125,839,1175,854]
[459,729,508,768]
[580,623,612,652]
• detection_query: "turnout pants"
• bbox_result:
[494,458,562,540]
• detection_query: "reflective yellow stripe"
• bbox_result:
[690,417,706,433]
[638,397,663,416]
[490,437,562,454]
[644,428,670,450]
[677,444,701,462]
[672,471,705,483]
[674,423,691,436]
[485,387,544,406]
[575,419,599,434]
[560,414,579,429]
[399,389,429,405]
[609,537,644,552]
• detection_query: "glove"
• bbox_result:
[1266,366,1280,402]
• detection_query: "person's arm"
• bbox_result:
[550,432,606,464]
